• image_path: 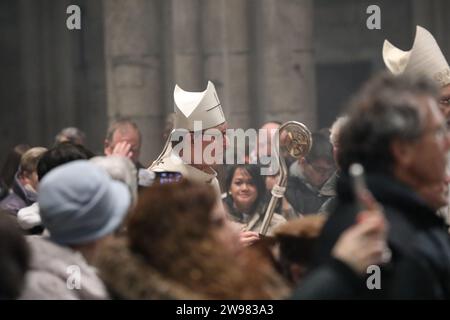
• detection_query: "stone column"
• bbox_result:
[103,0,163,165]
[171,0,204,90]
[202,0,252,130]
[75,0,108,154]
[160,0,209,125]
[249,0,316,129]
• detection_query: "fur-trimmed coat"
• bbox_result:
[93,237,203,300]
[94,237,290,300]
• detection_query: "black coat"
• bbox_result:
[285,176,333,215]
[314,174,450,299]
[291,257,362,300]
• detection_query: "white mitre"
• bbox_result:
[149,81,226,172]
[174,81,225,131]
[383,25,450,87]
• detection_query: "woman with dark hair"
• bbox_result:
[0,144,31,201]
[223,164,286,235]
[1,145,31,189]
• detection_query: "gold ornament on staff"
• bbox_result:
[259,121,312,236]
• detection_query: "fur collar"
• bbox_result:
[94,237,203,300]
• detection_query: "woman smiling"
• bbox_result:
[223,164,286,236]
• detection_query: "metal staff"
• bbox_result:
[259,121,312,235]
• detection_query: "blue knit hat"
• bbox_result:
[38,160,131,245]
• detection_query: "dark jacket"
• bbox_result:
[291,257,362,300]
[315,174,450,299]
[0,174,36,215]
[0,179,8,201]
[285,173,336,215]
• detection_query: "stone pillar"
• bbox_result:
[250,0,316,129]
[159,0,207,118]
[202,0,252,130]
[75,0,108,154]
[171,0,204,90]
[103,0,163,165]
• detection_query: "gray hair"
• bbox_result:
[55,127,86,146]
[105,118,141,144]
[19,147,47,175]
[329,116,349,147]
[338,72,439,174]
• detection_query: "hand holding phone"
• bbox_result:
[349,163,382,221]
[349,163,391,264]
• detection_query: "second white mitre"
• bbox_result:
[382,25,450,87]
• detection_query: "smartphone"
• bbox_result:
[349,163,371,212]
[349,163,392,263]
[154,171,183,185]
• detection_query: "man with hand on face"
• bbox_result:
[104,118,155,188]
[104,118,143,168]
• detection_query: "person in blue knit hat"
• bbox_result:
[20,160,131,300]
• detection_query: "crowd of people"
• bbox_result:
[1,25,450,300]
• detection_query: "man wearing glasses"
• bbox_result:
[383,25,450,224]
[285,132,336,216]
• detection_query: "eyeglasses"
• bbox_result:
[306,160,334,176]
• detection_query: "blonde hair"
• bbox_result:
[19,147,47,176]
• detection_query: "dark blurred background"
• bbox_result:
[0,0,449,164]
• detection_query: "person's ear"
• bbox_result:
[390,139,414,167]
